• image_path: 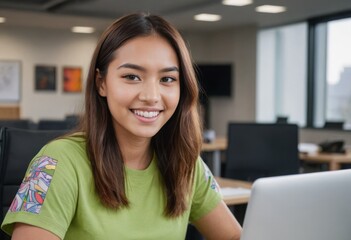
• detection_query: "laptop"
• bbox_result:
[240,169,351,240]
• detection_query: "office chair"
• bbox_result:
[276,116,288,124]
[0,119,34,130]
[0,127,66,239]
[225,123,299,182]
[65,114,81,129]
[323,121,344,129]
[224,123,300,225]
[37,119,77,130]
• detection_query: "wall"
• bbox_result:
[184,25,257,137]
[0,26,100,122]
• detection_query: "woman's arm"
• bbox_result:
[12,223,60,240]
[192,200,242,240]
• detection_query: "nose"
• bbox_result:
[138,80,161,103]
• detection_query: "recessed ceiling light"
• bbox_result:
[0,17,6,23]
[71,26,95,34]
[194,13,222,22]
[255,5,287,13]
[222,0,253,6]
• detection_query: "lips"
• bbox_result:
[132,110,160,118]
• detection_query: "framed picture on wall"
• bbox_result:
[35,65,56,91]
[0,60,21,102]
[63,66,82,93]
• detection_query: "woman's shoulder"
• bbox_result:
[38,133,87,164]
[44,132,86,150]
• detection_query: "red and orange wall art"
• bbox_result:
[63,67,82,93]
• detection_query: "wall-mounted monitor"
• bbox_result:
[196,63,233,97]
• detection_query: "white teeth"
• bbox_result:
[133,110,160,118]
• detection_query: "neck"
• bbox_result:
[118,137,152,170]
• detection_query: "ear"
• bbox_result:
[95,68,106,97]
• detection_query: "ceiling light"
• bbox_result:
[0,17,6,23]
[222,0,253,6]
[71,26,95,34]
[255,5,287,13]
[194,14,222,22]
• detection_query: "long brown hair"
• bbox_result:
[79,12,202,217]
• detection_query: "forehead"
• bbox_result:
[112,34,179,66]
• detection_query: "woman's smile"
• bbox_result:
[131,109,163,123]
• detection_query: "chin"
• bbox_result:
[133,129,160,139]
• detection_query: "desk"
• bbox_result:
[202,138,227,176]
[216,177,252,205]
[300,152,351,171]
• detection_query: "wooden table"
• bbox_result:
[216,177,252,205]
[300,152,351,171]
[202,138,227,176]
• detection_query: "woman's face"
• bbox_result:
[98,34,180,141]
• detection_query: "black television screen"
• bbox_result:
[196,64,232,97]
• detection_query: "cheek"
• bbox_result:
[105,84,133,106]
[165,89,180,109]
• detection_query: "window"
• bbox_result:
[256,23,308,126]
[312,16,351,129]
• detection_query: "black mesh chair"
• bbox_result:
[0,127,66,239]
[323,121,344,129]
[225,123,300,182]
[276,116,288,124]
[0,119,34,130]
[65,114,80,129]
[37,119,76,130]
[224,123,300,225]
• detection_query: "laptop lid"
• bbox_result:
[241,169,351,240]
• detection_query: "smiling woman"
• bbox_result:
[1,12,242,240]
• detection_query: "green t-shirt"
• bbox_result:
[1,136,222,239]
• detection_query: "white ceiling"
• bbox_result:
[1,0,351,32]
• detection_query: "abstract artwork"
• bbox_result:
[35,65,56,91]
[63,67,82,93]
[0,60,21,102]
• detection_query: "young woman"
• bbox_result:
[1,13,242,240]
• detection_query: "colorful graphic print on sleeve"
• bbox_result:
[9,156,58,214]
[202,161,221,194]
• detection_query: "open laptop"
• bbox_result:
[240,169,351,240]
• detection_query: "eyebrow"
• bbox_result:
[117,63,179,73]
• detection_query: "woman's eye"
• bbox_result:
[161,77,176,83]
[123,74,140,81]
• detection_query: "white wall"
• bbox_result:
[184,26,257,136]
[0,26,100,122]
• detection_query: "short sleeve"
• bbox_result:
[189,157,222,222]
[1,139,79,239]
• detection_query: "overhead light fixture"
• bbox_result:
[222,0,253,6]
[71,26,95,34]
[194,13,222,22]
[0,17,6,23]
[255,5,287,13]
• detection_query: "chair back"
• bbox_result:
[0,119,34,129]
[37,119,76,130]
[225,123,299,182]
[0,127,66,239]
[323,121,344,129]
